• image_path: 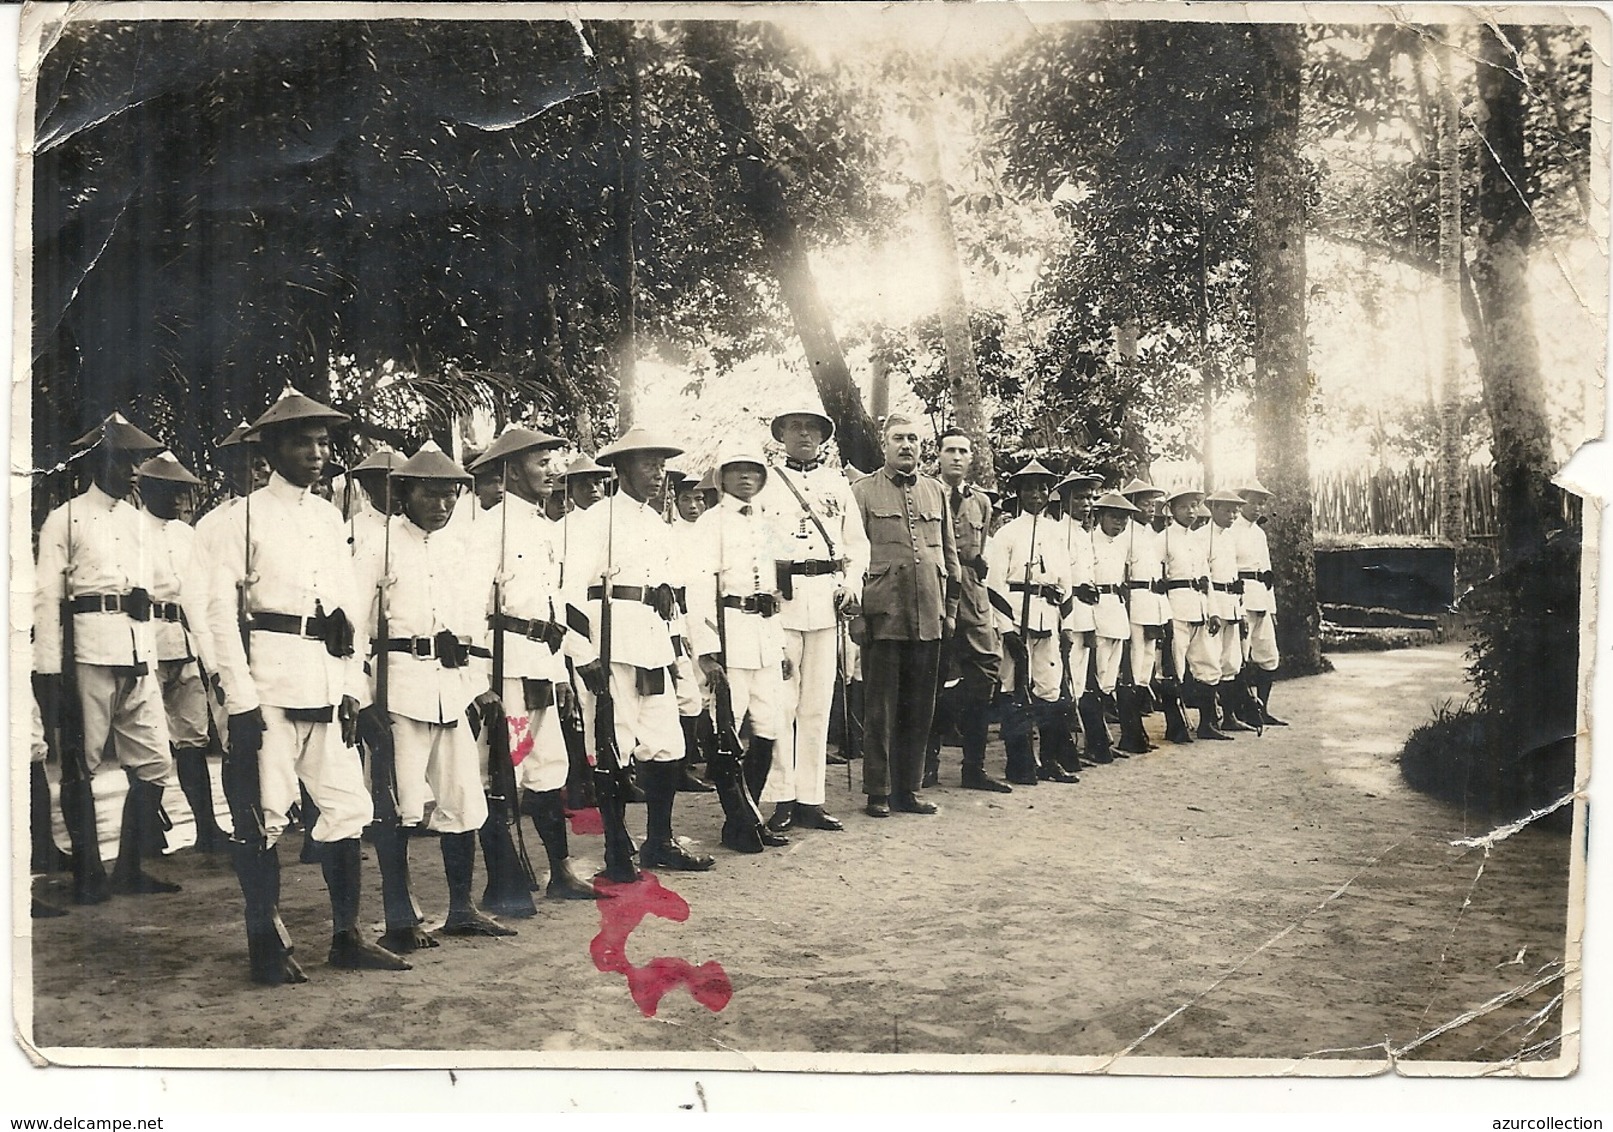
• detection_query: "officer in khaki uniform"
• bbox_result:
[850,414,960,817]
[925,427,1010,793]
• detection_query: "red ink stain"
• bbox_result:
[565,806,605,836]
[589,873,732,1017]
[505,716,534,767]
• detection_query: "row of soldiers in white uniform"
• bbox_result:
[974,459,1286,791]
[28,389,878,987]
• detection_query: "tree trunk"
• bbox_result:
[1470,24,1558,567]
[914,100,992,487]
[1432,31,1465,545]
[683,22,881,471]
[612,23,641,431]
[1250,25,1324,675]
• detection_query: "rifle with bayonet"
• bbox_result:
[709,525,765,853]
[589,504,640,882]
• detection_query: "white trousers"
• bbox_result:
[158,658,211,749]
[78,663,171,784]
[1170,620,1222,685]
[1094,636,1125,694]
[1129,624,1160,686]
[500,677,568,794]
[765,626,838,806]
[258,710,373,846]
[997,633,1063,702]
[1216,618,1245,681]
[1244,611,1280,671]
[575,662,684,766]
[390,715,488,834]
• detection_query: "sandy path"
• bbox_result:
[23,643,1573,1070]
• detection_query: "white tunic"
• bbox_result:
[469,493,591,681]
[353,516,485,726]
[144,512,214,668]
[34,484,160,673]
[756,462,869,632]
[1233,515,1275,614]
[1205,521,1242,621]
[1057,517,1097,633]
[1090,526,1132,640]
[686,496,787,670]
[1125,520,1166,626]
[1161,521,1210,624]
[562,495,679,671]
[203,473,366,714]
[985,511,1069,637]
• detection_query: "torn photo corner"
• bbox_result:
[6,0,1607,1085]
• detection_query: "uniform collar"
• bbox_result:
[720,494,757,515]
[265,471,317,504]
[784,456,821,473]
[81,483,126,511]
[502,491,545,520]
[883,467,918,487]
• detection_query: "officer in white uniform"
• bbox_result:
[986,459,1074,786]
[1236,481,1288,727]
[138,451,229,853]
[204,385,407,985]
[34,414,179,904]
[688,443,790,854]
[354,442,515,952]
[564,428,716,876]
[754,407,867,834]
[468,425,601,906]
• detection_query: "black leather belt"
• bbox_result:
[154,601,187,625]
[1095,584,1124,596]
[588,584,653,604]
[1239,569,1275,586]
[1009,581,1062,604]
[1127,580,1154,590]
[722,593,778,617]
[788,559,840,576]
[70,590,152,621]
[377,635,472,666]
[1212,581,1239,593]
[489,612,565,649]
[252,611,326,638]
[1166,579,1210,593]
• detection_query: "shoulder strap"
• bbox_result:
[774,465,838,560]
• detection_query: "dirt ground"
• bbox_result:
[21,643,1575,1071]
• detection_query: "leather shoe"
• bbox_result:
[865,795,891,818]
[640,838,716,871]
[920,768,940,789]
[1261,709,1289,727]
[1197,718,1234,741]
[793,805,843,831]
[1005,772,1038,787]
[378,925,440,954]
[328,929,412,971]
[766,803,795,833]
[1038,764,1079,784]
[440,909,518,937]
[891,793,938,815]
[759,824,791,847]
[961,769,1013,794]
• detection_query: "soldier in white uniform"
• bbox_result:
[1205,489,1256,734]
[204,385,407,985]
[345,448,401,554]
[1236,481,1288,727]
[666,468,721,794]
[138,452,229,853]
[689,443,790,854]
[754,407,866,834]
[467,426,601,907]
[34,414,179,904]
[1054,470,1109,768]
[1160,487,1230,742]
[564,428,716,876]
[1090,492,1145,752]
[354,442,515,953]
[986,460,1074,786]
[1119,478,1170,750]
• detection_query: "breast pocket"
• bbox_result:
[916,506,944,550]
[867,506,911,554]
